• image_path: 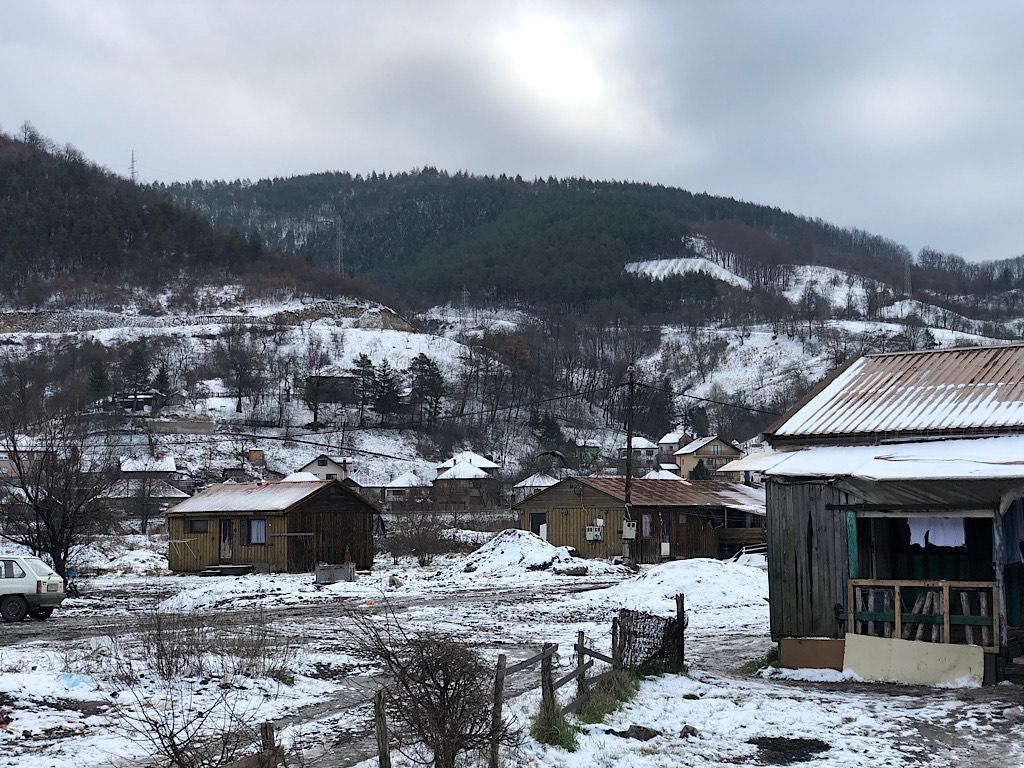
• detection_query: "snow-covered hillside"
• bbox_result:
[625,257,752,289]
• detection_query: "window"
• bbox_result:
[24,558,55,577]
[245,519,267,545]
[326,473,337,480]
[187,518,209,534]
[711,444,722,456]
[317,459,328,467]
[0,560,26,579]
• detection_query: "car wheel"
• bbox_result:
[28,607,53,621]
[0,595,27,622]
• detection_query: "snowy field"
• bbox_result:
[2,531,1023,768]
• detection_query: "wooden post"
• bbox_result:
[540,643,556,712]
[960,590,975,645]
[675,594,685,669]
[942,583,951,643]
[374,689,391,768]
[489,654,506,768]
[847,581,855,635]
[259,722,275,752]
[611,616,622,668]
[575,632,589,699]
[893,584,902,640]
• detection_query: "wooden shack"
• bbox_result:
[166,476,378,573]
[514,477,765,563]
[725,344,1024,683]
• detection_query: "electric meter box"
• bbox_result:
[585,525,604,541]
[622,520,638,540]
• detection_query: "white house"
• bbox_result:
[436,451,500,477]
[297,454,355,482]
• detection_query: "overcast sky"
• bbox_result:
[3,1,1022,260]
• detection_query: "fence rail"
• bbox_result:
[847,578,999,653]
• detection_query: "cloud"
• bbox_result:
[1,0,1021,259]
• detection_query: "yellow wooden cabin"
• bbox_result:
[166,476,379,573]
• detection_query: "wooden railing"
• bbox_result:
[847,579,999,653]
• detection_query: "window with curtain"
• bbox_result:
[247,518,267,545]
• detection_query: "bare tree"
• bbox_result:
[348,607,519,768]
[300,336,332,424]
[214,324,267,414]
[0,412,118,578]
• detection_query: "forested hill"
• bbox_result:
[0,128,377,305]
[163,169,1024,314]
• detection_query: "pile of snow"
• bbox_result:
[442,528,496,546]
[70,535,169,575]
[591,558,768,615]
[455,529,625,578]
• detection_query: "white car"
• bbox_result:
[0,556,65,622]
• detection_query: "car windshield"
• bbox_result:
[24,557,56,577]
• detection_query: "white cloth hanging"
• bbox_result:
[906,517,965,548]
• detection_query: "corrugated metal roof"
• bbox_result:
[772,344,1024,439]
[574,477,765,514]
[169,480,329,513]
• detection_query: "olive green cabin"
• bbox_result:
[166,479,378,573]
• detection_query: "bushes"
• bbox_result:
[575,670,639,725]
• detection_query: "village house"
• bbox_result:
[674,435,744,479]
[510,472,559,504]
[432,461,499,514]
[657,430,694,462]
[297,454,354,482]
[104,388,176,416]
[436,450,499,476]
[514,477,765,563]
[101,479,190,530]
[724,344,1024,685]
[617,436,659,469]
[382,470,433,512]
[166,473,378,573]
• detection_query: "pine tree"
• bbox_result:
[151,362,171,394]
[537,411,562,448]
[122,346,152,393]
[373,360,402,424]
[408,353,445,427]
[88,359,110,401]
[350,354,376,426]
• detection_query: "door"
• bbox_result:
[529,513,547,536]
[219,519,233,562]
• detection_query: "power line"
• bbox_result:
[637,381,781,416]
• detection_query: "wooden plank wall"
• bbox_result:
[167,515,290,572]
[766,479,852,640]
[287,485,375,570]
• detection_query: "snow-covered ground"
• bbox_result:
[3,533,1022,768]
[625,257,753,289]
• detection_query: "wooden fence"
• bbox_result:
[847,579,999,653]
[374,595,687,767]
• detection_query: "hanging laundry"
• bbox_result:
[906,517,966,548]
[1003,501,1024,566]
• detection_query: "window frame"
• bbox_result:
[244,518,268,546]
[0,559,27,579]
[187,518,209,534]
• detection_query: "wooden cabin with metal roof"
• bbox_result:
[166,475,379,573]
[724,343,1024,684]
[513,476,765,562]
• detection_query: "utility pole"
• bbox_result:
[129,149,137,183]
[335,214,345,277]
[624,362,636,561]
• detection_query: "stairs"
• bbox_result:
[199,564,256,576]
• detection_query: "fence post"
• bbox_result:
[489,654,507,768]
[611,616,622,669]
[540,643,556,712]
[575,631,589,698]
[374,688,391,768]
[675,593,686,669]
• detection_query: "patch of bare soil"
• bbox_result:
[747,736,830,765]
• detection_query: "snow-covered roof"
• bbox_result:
[642,469,682,480]
[120,455,176,473]
[437,451,499,470]
[771,344,1024,439]
[436,463,490,480]
[513,472,559,489]
[170,480,330,513]
[658,432,685,445]
[621,436,657,450]
[660,463,679,471]
[282,471,321,482]
[386,471,431,488]
[720,435,1024,482]
[559,477,764,514]
[674,435,731,455]
[102,480,190,500]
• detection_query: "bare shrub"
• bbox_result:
[348,606,519,768]
[389,509,447,566]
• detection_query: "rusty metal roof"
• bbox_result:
[771,344,1024,440]
[574,477,765,514]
